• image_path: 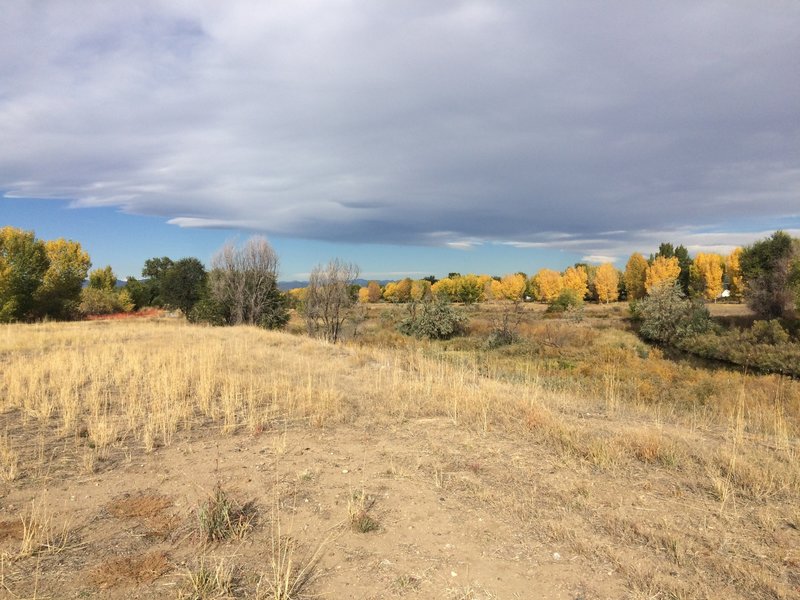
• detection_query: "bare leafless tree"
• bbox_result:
[210,236,286,327]
[305,259,359,343]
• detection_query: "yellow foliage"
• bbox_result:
[367,281,382,303]
[455,274,485,303]
[532,269,563,302]
[645,256,680,292]
[562,266,589,299]
[726,248,744,299]
[410,280,431,302]
[288,288,307,302]
[692,253,724,301]
[594,263,620,303]
[395,278,413,302]
[383,281,398,302]
[491,274,526,302]
[624,253,648,300]
[431,278,455,299]
[358,287,370,304]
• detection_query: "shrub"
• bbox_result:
[188,298,229,326]
[79,288,134,316]
[546,289,583,314]
[747,320,790,345]
[636,283,711,344]
[398,297,466,340]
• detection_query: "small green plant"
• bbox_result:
[198,484,255,543]
[348,489,379,533]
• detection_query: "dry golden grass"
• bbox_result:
[0,316,798,598]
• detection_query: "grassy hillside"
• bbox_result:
[0,316,798,598]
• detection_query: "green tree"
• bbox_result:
[161,257,207,315]
[88,265,117,291]
[81,266,133,316]
[123,277,149,310]
[739,231,800,319]
[141,256,174,305]
[0,227,49,322]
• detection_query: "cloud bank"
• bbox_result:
[2,1,799,260]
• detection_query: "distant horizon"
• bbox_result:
[4,197,797,284]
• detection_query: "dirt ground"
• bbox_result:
[0,420,630,599]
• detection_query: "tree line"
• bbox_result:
[350,233,799,321]
[2,225,798,328]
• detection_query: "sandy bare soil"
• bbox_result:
[2,420,634,599]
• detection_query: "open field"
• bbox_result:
[0,312,798,599]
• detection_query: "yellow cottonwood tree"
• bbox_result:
[562,266,589,299]
[455,274,485,304]
[395,278,413,303]
[367,281,382,303]
[491,273,526,302]
[382,281,398,302]
[624,253,648,300]
[726,248,744,299]
[645,256,680,292]
[532,269,563,302]
[594,263,620,303]
[358,287,370,303]
[35,238,91,319]
[410,279,431,302]
[691,253,724,301]
[431,277,455,300]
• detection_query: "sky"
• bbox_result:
[2,1,799,280]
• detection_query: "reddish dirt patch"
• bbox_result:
[0,519,23,542]
[85,308,165,321]
[108,493,172,520]
[88,551,171,588]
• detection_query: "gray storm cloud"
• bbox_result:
[1,1,799,258]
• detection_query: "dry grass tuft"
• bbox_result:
[15,498,74,558]
[257,511,328,600]
[178,556,236,600]
[198,484,256,543]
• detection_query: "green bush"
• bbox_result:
[187,298,229,326]
[546,289,584,314]
[677,330,800,377]
[636,283,711,344]
[747,320,790,345]
[398,298,466,340]
[257,292,290,330]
